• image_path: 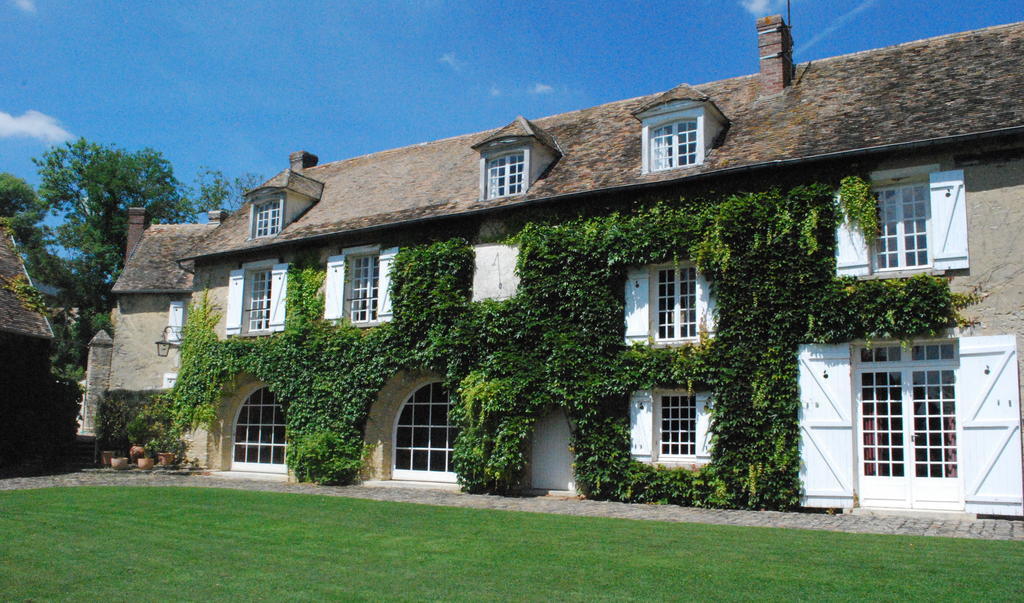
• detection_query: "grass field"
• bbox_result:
[1,487,1022,600]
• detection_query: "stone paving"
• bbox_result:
[2,469,1023,541]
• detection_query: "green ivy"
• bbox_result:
[170,181,963,508]
[838,175,879,244]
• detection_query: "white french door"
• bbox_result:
[856,344,962,510]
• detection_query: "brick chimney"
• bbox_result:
[757,14,794,96]
[207,209,226,225]
[289,150,318,171]
[126,207,149,258]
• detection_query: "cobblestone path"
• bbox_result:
[2,470,1022,541]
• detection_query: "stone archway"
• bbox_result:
[362,370,444,480]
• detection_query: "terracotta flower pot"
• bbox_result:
[157,452,175,467]
[137,457,154,470]
[129,445,146,462]
[100,450,116,467]
[111,457,129,470]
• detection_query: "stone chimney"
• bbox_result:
[207,209,226,225]
[126,207,149,258]
[289,150,319,171]
[757,14,794,96]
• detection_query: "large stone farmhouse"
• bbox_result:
[95,17,1024,515]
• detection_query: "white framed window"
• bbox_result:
[225,261,289,336]
[348,254,380,323]
[658,393,698,458]
[246,269,273,332]
[485,152,526,199]
[166,300,186,343]
[874,182,930,271]
[656,265,699,341]
[624,263,713,344]
[836,168,968,277]
[630,390,711,464]
[232,386,287,473]
[251,198,283,238]
[650,120,698,171]
[324,246,397,325]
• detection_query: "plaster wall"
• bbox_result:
[109,293,189,390]
[472,244,520,301]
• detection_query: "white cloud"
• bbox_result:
[12,0,36,13]
[0,110,73,143]
[739,0,783,16]
[488,85,502,97]
[528,83,553,95]
[795,0,878,56]
[438,52,463,71]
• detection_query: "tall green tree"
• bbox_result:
[34,138,198,374]
[192,167,263,212]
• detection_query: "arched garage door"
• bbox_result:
[232,387,287,474]
[392,382,458,482]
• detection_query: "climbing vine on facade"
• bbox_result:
[170,178,964,510]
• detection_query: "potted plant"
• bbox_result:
[125,413,155,467]
[111,457,129,470]
[137,454,155,470]
[143,396,181,467]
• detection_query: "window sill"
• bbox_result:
[645,458,709,470]
[231,330,275,338]
[857,268,947,281]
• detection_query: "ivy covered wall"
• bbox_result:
[172,179,965,509]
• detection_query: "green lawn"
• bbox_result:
[1,487,1021,600]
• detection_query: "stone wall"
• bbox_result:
[109,293,190,391]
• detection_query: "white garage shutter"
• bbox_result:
[798,343,855,508]
[959,335,1023,516]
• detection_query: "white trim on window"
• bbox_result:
[624,263,714,345]
[639,106,707,174]
[483,150,528,199]
[630,389,712,465]
[167,301,185,343]
[250,196,284,239]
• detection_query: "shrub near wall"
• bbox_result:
[172,180,964,509]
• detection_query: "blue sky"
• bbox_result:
[1,0,1021,200]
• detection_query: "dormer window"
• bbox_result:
[651,120,699,171]
[252,198,283,238]
[486,152,526,199]
[472,116,561,202]
[633,84,728,176]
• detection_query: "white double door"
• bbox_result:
[857,363,962,510]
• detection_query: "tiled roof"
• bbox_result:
[187,21,1024,260]
[112,223,216,293]
[250,169,325,200]
[472,116,561,154]
[0,236,52,339]
[632,83,711,115]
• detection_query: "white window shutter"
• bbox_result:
[324,254,346,320]
[695,392,713,459]
[835,204,871,277]
[226,269,245,336]
[797,343,855,508]
[629,390,653,461]
[696,272,716,336]
[167,301,185,343]
[624,267,650,344]
[929,170,969,270]
[268,263,289,332]
[377,247,399,322]
[958,335,1022,516]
